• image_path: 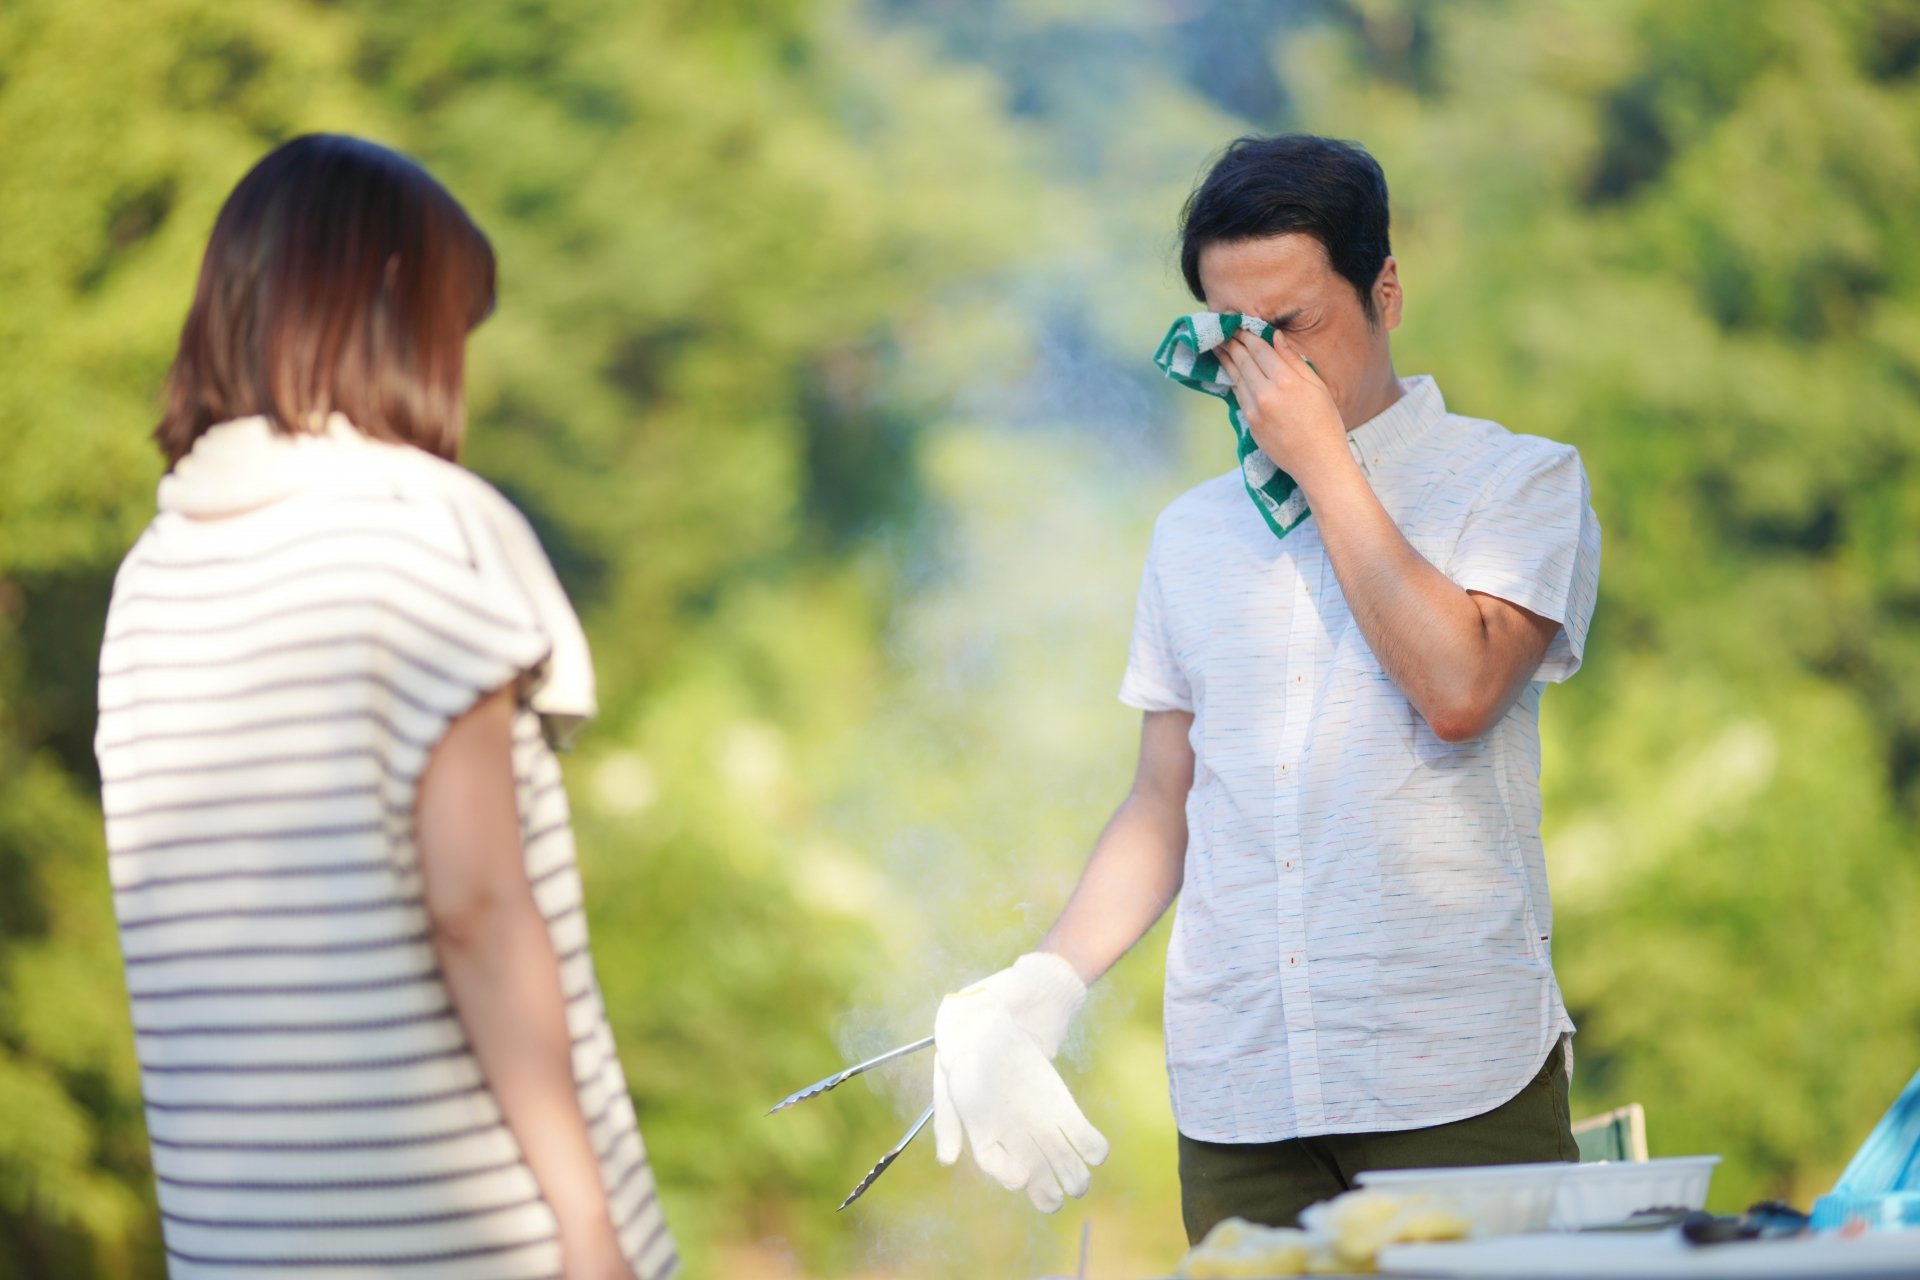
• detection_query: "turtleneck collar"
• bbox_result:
[158,414,405,516]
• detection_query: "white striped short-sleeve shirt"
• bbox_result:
[1123,375,1601,1144]
[96,466,676,1279]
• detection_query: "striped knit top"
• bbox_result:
[95,417,676,1280]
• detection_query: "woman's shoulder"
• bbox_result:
[122,476,486,590]
[111,464,541,649]
[110,430,586,720]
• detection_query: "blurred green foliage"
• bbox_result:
[7,0,1920,1276]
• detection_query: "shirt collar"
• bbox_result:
[1346,375,1444,475]
[158,414,371,516]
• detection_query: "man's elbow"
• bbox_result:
[1424,697,1498,744]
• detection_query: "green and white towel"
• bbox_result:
[1153,312,1310,540]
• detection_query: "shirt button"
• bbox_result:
[1283,858,1294,870]
[1278,761,1290,773]
[1372,455,1381,465]
[1288,955,1299,967]
[1300,581,1311,596]
[1294,673,1304,684]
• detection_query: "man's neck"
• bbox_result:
[1343,360,1405,432]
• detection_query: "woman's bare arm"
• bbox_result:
[416,686,633,1280]
[1039,709,1195,983]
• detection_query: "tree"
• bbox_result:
[0,0,1029,1273]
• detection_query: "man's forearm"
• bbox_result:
[1040,793,1186,983]
[1218,330,1556,743]
[1300,459,1498,730]
[1039,710,1193,984]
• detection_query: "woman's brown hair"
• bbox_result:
[156,134,495,465]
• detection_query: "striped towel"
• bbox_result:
[1153,312,1310,540]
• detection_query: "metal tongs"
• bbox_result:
[767,1035,934,1210]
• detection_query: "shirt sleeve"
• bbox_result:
[364,494,555,774]
[1119,527,1194,712]
[1447,441,1602,683]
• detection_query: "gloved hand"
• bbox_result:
[932,952,1110,1212]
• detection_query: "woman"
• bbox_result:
[95,135,674,1280]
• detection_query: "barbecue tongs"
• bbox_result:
[767,1035,934,1210]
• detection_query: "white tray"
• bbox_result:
[1552,1156,1721,1229]
[1380,1228,1920,1277]
[1355,1161,1573,1236]
[1353,1155,1722,1234]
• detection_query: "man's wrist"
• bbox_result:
[1032,944,1096,988]
[1289,433,1368,508]
[1021,950,1088,1003]
[1244,399,1357,495]
[982,952,1087,1059]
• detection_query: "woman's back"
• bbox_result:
[97,424,673,1279]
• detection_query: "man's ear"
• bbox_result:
[1373,256,1404,332]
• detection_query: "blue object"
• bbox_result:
[1812,1068,1920,1231]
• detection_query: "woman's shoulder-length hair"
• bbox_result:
[156,133,495,465]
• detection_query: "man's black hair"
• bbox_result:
[1179,134,1392,321]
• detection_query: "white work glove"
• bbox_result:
[932,952,1110,1212]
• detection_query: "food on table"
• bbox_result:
[1175,1190,1471,1277]
[1301,1188,1472,1269]
[1174,1217,1312,1277]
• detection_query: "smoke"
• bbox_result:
[816,309,1197,1274]
[796,3,1323,1274]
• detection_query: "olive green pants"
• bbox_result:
[1178,1041,1577,1244]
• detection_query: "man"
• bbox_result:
[930,134,1601,1242]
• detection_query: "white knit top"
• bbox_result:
[95,418,676,1280]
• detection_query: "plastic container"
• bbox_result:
[1549,1155,1722,1229]
[1354,1156,1723,1236]
[1354,1162,1569,1237]
[1812,1068,1920,1232]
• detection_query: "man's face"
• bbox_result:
[1197,233,1402,429]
